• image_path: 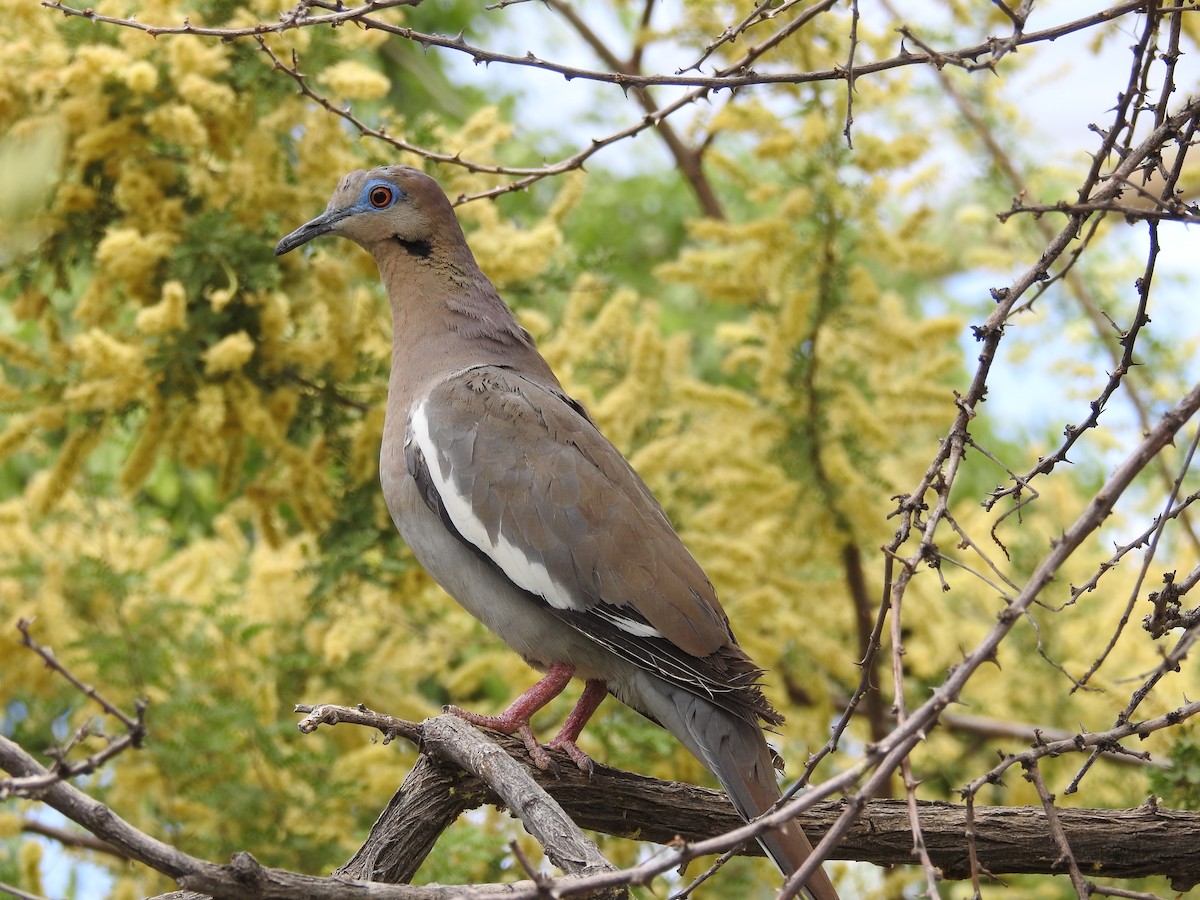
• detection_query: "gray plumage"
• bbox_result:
[276,166,839,900]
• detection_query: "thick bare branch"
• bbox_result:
[295,705,1200,884]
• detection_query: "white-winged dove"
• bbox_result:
[276,166,839,899]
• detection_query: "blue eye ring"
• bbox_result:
[368,185,394,208]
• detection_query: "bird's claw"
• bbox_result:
[548,736,594,775]
[517,724,559,775]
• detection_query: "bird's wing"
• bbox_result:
[404,365,777,721]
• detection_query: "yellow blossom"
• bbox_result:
[0,333,47,371]
[0,811,20,838]
[53,182,97,214]
[265,387,299,430]
[72,120,137,171]
[178,73,235,114]
[18,841,43,896]
[119,60,158,93]
[350,405,385,483]
[202,331,255,375]
[955,203,991,227]
[165,38,228,80]
[62,381,129,413]
[72,329,145,380]
[318,61,390,100]
[119,401,169,492]
[0,413,40,461]
[191,384,226,435]
[27,426,104,515]
[467,215,561,287]
[113,164,169,217]
[147,103,208,148]
[93,227,174,294]
[70,44,131,80]
[255,291,292,343]
[136,280,188,334]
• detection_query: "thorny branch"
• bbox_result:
[788,377,1200,897]
[1,620,146,801]
[1065,626,1200,796]
[862,7,1200,889]
[39,0,1151,91]
[1023,761,1090,897]
[541,0,728,219]
[1073,407,1200,692]
[964,696,1200,800]
[43,0,1153,204]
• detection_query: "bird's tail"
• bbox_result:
[631,677,840,900]
[721,744,840,900]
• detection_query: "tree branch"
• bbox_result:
[39,0,1150,91]
[9,703,1200,899]
[296,705,1200,885]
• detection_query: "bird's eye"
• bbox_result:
[369,186,393,208]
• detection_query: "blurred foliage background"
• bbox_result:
[1,0,1198,897]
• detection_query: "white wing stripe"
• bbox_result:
[411,401,577,612]
[595,607,663,639]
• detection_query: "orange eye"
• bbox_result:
[369,186,393,208]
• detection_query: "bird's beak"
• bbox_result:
[274,207,350,256]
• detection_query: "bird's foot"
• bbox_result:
[444,665,598,775]
[444,704,559,773]
[547,734,594,775]
[543,677,606,775]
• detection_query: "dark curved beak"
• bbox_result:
[274,207,350,256]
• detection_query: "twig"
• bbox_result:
[1065,627,1200,795]
[786,375,1200,897]
[1023,761,1089,897]
[21,818,130,860]
[900,757,941,896]
[295,701,421,744]
[544,0,725,218]
[1088,886,1168,900]
[39,0,1152,92]
[1074,403,1199,690]
[962,794,985,898]
[17,619,141,732]
[842,0,859,147]
[1067,489,1200,613]
[996,199,1200,223]
[680,0,810,74]
[0,882,51,900]
[2,621,147,800]
[964,696,1200,797]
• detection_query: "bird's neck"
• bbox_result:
[376,241,558,412]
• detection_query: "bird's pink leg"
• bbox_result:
[446,663,576,771]
[547,678,607,774]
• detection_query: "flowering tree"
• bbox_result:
[3,1,1199,897]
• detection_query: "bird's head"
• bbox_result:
[275,165,451,258]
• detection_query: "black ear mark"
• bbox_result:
[394,237,432,258]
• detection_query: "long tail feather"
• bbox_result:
[630,675,840,900]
